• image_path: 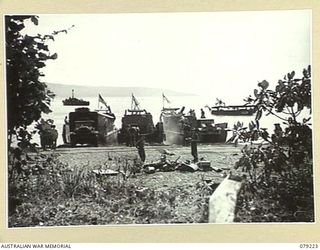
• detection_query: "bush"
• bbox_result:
[234,66,314,222]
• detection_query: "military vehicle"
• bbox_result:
[63,107,116,147]
[160,106,228,145]
[118,95,164,145]
[196,118,228,143]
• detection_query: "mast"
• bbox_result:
[162,93,164,110]
[162,93,170,110]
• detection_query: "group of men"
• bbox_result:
[39,124,58,150]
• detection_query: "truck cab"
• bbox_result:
[65,107,116,147]
[70,119,98,147]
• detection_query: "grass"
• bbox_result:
[8,152,218,227]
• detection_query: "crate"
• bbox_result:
[197,161,212,171]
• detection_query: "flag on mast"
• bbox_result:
[98,94,108,108]
[131,94,140,110]
[162,93,170,104]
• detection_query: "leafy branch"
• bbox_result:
[6,15,71,147]
[234,66,313,222]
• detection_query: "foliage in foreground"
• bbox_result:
[6,15,71,147]
[234,66,313,222]
[8,151,211,227]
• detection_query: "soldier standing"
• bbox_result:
[64,116,69,124]
[201,108,206,118]
[51,125,58,149]
[183,123,191,146]
[191,128,199,163]
[136,135,146,163]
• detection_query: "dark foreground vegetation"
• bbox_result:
[233,66,313,222]
[9,148,238,227]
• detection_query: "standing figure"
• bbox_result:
[191,129,199,163]
[136,135,146,163]
[200,108,206,118]
[64,116,69,124]
[50,125,58,149]
[62,116,69,144]
[183,123,191,146]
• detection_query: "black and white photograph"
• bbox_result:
[5,10,313,228]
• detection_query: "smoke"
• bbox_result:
[162,114,185,145]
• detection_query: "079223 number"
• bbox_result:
[300,244,319,248]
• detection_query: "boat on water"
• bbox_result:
[160,95,228,145]
[62,89,90,106]
[210,105,256,116]
[117,94,164,145]
[209,99,256,116]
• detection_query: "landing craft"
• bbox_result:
[160,94,228,145]
[62,95,117,147]
[117,94,164,145]
[208,98,256,116]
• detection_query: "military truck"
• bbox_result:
[118,95,164,145]
[64,107,117,147]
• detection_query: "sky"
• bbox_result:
[22,10,311,102]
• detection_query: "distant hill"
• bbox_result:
[45,83,192,98]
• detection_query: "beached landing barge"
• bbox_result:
[117,94,164,145]
[160,107,228,145]
[63,107,117,147]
